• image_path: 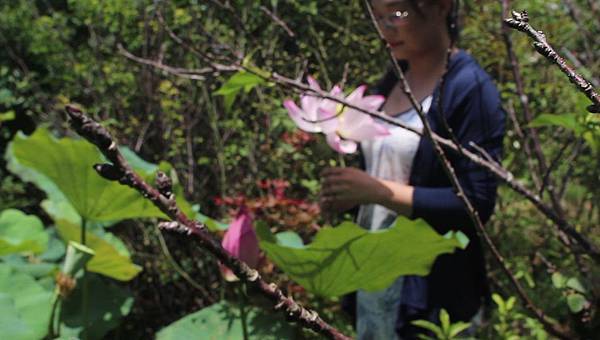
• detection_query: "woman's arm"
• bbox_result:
[320,167,414,217]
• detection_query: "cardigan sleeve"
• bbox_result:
[411,76,506,234]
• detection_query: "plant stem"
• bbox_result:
[239,283,249,340]
[47,292,60,337]
[338,153,346,168]
[81,218,89,340]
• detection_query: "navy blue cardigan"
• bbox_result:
[347,50,506,330]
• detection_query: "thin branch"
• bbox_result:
[538,136,574,198]
[64,105,351,340]
[561,0,595,64]
[504,101,542,188]
[259,5,295,38]
[155,224,216,303]
[504,10,600,113]
[560,47,600,88]
[558,140,586,200]
[117,43,236,79]
[501,0,546,187]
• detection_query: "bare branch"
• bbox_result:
[505,10,600,113]
[117,43,236,79]
[259,5,295,38]
[501,0,547,186]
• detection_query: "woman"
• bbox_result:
[320,0,506,338]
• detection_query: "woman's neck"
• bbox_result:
[406,45,454,85]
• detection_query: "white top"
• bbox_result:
[357,95,432,231]
[355,95,433,340]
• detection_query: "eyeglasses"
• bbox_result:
[374,1,426,28]
[375,10,410,28]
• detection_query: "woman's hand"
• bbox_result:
[319,167,385,213]
[319,167,414,216]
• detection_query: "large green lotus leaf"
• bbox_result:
[6,128,169,221]
[0,293,34,340]
[257,217,467,297]
[55,218,141,281]
[59,273,134,340]
[39,227,67,262]
[0,263,53,340]
[156,300,297,340]
[0,209,48,255]
[1,254,58,279]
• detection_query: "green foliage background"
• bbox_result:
[0,0,598,338]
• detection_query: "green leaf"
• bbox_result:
[0,264,53,340]
[274,231,305,249]
[257,216,465,297]
[6,128,167,222]
[0,293,34,340]
[197,212,228,231]
[565,277,586,294]
[214,71,265,112]
[444,230,469,249]
[1,255,58,278]
[551,272,566,289]
[39,227,67,262]
[156,300,296,340]
[439,308,450,333]
[0,89,13,104]
[506,296,516,311]
[59,273,134,339]
[529,114,585,134]
[411,320,444,339]
[0,110,15,123]
[55,218,142,281]
[0,209,48,255]
[448,321,471,338]
[492,293,505,313]
[119,146,159,174]
[566,293,586,313]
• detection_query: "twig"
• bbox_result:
[117,43,236,79]
[538,136,574,198]
[561,0,595,64]
[501,0,546,187]
[560,47,600,88]
[259,5,295,38]
[155,10,237,65]
[504,10,600,113]
[558,140,586,200]
[64,105,350,340]
[468,141,499,166]
[504,101,541,188]
[155,224,215,303]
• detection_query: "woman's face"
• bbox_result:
[371,0,450,60]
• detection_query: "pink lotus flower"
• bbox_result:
[220,207,259,281]
[283,77,389,154]
[283,76,341,134]
[321,85,389,154]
